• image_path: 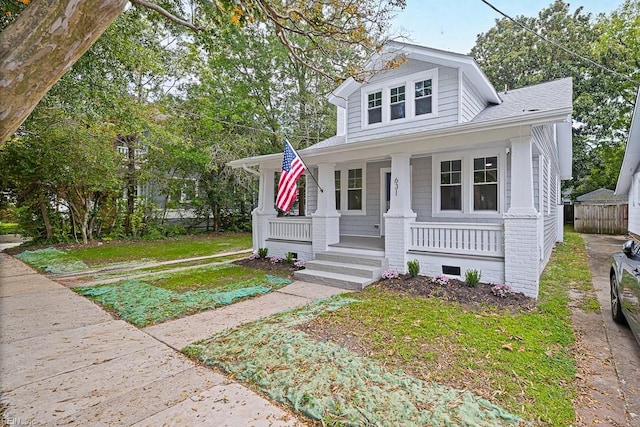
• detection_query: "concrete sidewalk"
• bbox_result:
[0,253,344,426]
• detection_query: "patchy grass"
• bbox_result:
[13,234,252,274]
[146,264,273,293]
[298,230,588,425]
[64,233,252,266]
[184,298,526,426]
[75,265,291,327]
[187,229,587,425]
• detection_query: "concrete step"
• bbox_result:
[314,252,388,268]
[294,269,374,291]
[303,259,381,279]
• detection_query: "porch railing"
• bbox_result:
[268,217,312,242]
[409,222,504,257]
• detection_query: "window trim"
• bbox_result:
[335,163,367,215]
[432,150,505,218]
[361,68,439,128]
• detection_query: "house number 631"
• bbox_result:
[394,177,399,196]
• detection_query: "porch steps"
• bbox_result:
[294,252,388,290]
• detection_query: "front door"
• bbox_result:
[380,168,391,236]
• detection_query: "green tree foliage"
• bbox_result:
[470,0,640,197]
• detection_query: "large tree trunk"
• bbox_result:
[0,0,127,143]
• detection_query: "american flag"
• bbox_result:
[276,140,306,212]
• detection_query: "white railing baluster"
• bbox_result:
[267,217,312,242]
[408,222,504,257]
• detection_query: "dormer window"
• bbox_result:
[367,91,382,124]
[390,85,405,120]
[361,68,438,128]
[414,79,432,116]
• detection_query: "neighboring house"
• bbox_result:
[229,42,573,298]
[574,188,628,235]
[615,87,640,238]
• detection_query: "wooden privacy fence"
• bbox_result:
[574,204,628,234]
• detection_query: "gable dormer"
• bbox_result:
[328,42,501,143]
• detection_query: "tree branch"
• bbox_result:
[129,0,202,31]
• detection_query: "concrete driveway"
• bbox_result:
[583,234,640,424]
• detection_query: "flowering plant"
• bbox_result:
[269,257,284,264]
[294,260,306,269]
[432,274,450,286]
[248,253,260,260]
[491,284,514,298]
[381,269,399,279]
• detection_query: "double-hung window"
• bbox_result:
[440,160,462,211]
[334,170,341,210]
[347,168,363,210]
[390,85,405,120]
[414,79,432,116]
[473,156,498,211]
[434,153,502,216]
[367,91,382,125]
[362,68,438,128]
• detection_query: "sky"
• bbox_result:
[392,0,626,54]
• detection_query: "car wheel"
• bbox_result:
[611,273,626,324]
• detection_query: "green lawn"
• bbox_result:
[14,233,252,274]
[0,222,22,234]
[75,264,292,327]
[66,233,252,266]
[186,229,590,425]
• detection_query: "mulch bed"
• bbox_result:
[235,257,537,313]
[376,275,538,313]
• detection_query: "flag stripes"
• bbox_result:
[276,140,306,212]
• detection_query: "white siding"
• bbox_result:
[339,161,388,236]
[629,171,640,236]
[411,156,432,221]
[347,60,460,142]
[460,72,487,122]
[306,169,318,214]
[532,125,560,266]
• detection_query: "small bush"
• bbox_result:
[258,248,268,259]
[407,259,420,277]
[294,260,306,269]
[465,269,481,287]
[269,256,283,264]
[381,269,399,279]
[248,253,260,260]
[285,252,295,264]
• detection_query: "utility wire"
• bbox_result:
[480,0,640,85]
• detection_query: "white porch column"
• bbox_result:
[504,135,541,298]
[252,167,276,252]
[385,153,416,273]
[311,163,340,254]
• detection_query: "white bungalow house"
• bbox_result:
[228,42,573,298]
[615,87,640,237]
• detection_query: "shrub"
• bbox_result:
[285,252,295,264]
[248,252,260,260]
[465,269,481,287]
[294,260,306,269]
[491,284,515,298]
[381,269,399,279]
[258,248,268,259]
[432,274,450,286]
[407,259,420,277]
[269,256,283,264]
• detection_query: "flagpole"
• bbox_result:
[287,139,324,193]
